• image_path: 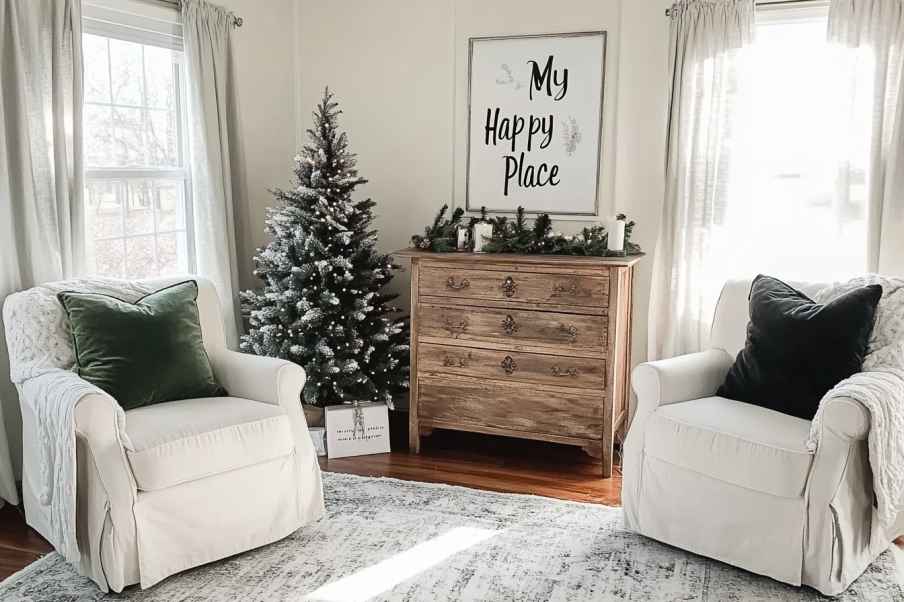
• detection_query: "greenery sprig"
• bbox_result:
[411,205,642,257]
[410,204,464,252]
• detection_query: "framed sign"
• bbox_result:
[466,31,607,216]
[325,402,391,459]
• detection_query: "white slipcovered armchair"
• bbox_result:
[623,278,903,596]
[3,277,324,592]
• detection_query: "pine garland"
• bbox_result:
[410,204,464,252]
[411,205,642,256]
[240,89,409,407]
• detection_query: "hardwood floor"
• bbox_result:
[320,421,622,506]
[0,413,621,580]
[0,504,53,580]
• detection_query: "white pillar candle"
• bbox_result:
[472,222,494,253]
[607,218,625,253]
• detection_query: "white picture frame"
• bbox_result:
[325,402,391,459]
[466,31,607,216]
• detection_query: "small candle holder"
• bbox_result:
[472,221,494,253]
[456,226,471,252]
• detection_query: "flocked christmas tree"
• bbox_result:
[240,89,409,407]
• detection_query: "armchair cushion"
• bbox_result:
[645,396,813,498]
[125,397,293,491]
[58,280,224,410]
[717,275,881,420]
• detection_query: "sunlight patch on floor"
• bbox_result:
[305,526,499,601]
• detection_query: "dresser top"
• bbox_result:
[392,248,644,267]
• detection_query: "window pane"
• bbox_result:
[156,180,186,231]
[83,35,110,104]
[147,108,179,167]
[84,104,115,167]
[144,46,177,110]
[125,181,155,235]
[111,106,145,167]
[108,39,144,106]
[125,235,157,279]
[156,232,188,275]
[85,180,124,238]
[91,238,125,278]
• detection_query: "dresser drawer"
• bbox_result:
[419,266,608,308]
[418,343,605,390]
[418,375,603,440]
[418,304,606,354]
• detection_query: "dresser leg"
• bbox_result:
[409,416,421,453]
[582,444,612,478]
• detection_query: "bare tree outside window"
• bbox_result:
[83,33,194,279]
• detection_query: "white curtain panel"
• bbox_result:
[829,0,904,276]
[182,0,242,346]
[0,0,85,506]
[648,0,755,360]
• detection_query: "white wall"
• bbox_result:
[612,0,672,368]
[292,0,672,367]
[217,0,300,292]
[294,0,457,310]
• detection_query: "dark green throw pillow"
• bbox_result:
[58,280,225,410]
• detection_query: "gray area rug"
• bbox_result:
[1,472,902,601]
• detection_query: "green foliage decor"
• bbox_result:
[411,205,642,257]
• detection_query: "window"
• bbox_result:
[82,3,193,279]
[711,3,871,283]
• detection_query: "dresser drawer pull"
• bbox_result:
[442,317,469,336]
[559,323,579,342]
[446,276,470,290]
[501,275,518,298]
[443,352,472,368]
[551,365,580,378]
[501,314,519,335]
[500,355,518,374]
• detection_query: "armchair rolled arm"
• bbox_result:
[820,395,870,441]
[209,350,306,408]
[632,349,734,415]
[74,392,136,491]
[74,391,138,548]
[209,350,312,447]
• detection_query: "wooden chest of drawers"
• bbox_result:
[395,250,642,477]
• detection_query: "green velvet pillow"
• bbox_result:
[58,280,225,410]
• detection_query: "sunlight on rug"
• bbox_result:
[0,472,901,601]
[306,526,499,602]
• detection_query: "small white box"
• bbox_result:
[308,427,326,456]
[325,402,391,459]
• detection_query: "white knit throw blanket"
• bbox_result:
[3,278,155,566]
[808,275,904,535]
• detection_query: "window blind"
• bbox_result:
[83,0,182,51]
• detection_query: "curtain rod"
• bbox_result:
[665,0,827,17]
[146,0,244,27]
